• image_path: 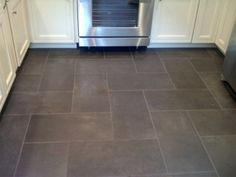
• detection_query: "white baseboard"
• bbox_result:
[148,43,216,48]
[30,43,77,49]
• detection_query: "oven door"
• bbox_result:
[79,0,155,37]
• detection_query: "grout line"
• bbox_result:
[142,90,170,174]
[188,58,224,110]
[167,170,216,176]
[199,134,236,138]
[156,52,177,90]
[13,114,32,177]
[64,142,70,177]
[70,55,78,113]
[130,50,139,73]
[186,111,221,177]
[36,51,50,93]
[106,72,114,141]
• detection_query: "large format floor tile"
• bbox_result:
[111,91,155,140]
[151,111,214,174]
[203,136,236,177]
[145,90,219,110]
[25,113,112,142]
[188,110,236,136]
[108,73,174,90]
[0,115,30,177]
[15,143,68,177]
[68,140,166,177]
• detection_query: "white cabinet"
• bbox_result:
[27,0,76,43]
[192,0,221,43]
[215,0,236,54]
[8,0,30,66]
[151,0,199,43]
[0,8,16,111]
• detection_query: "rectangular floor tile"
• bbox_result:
[12,75,41,93]
[190,57,223,72]
[172,173,217,177]
[169,72,206,89]
[200,72,236,109]
[25,113,112,142]
[161,58,195,73]
[133,54,166,73]
[111,91,155,140]
[15,143,68,177]
[76,59,106,75]
[203,136,236,177]
[39,72,74,91]
[152,111,213,173]
[106,59,136,74]
[108,73,174,90]
[145,90,219,111]
[3,93,40,115]
[48,49,80,58]
[188,110,236,136]
[68,140,166,177]
[35,92,73,114]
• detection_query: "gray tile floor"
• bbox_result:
[0,48,236,177]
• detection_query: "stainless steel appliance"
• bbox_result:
[78,0,155,47]
[222,18,236,99]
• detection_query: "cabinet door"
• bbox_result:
[27,0,75,43]
[193,0,221,43]
[0,9,16,95]
[151,0,199,43]
[8,0,30,66]
[215,0,236,54]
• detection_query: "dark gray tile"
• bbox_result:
[12,75,41,93]
[183,49,211,59]
[189,110,236,136]
[133,54,166,73]
[35,92,73,114]
[172,172,217,177]
[0,115,30,141]
[106,59,136,74]
[203,136,236,177]
[108,73,174,90]
[157,49,190,59]
[4,93,40,115]
[152,111,213,173]
[73,90,110,112]
[20,50,48,75]
[39,72,74,91]
[15,143,67,177]
[105,50,131,60]
[111,91,155,140]
[169,72,206,89]
[25,113,112,142]
[68,141,115,177]
[76,59,106,75]
[200,72,236,109]
[49,49,80,58]
[44,57,75,75]
[25,115,71,142]
[0,115,30,177]
[0,141,23,177]
[79,49,104,60]
[73,75,109,112]
[190,57,223,72]
[112,140,166,176]
[145,90,219,111]
[68,140,166,177]
[162,58,195,73]
[70,113,113,141]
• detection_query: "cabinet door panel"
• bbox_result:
[151,0,199,43]
[193,0,221,43]
[8,0,30,65]
[215,0,236,53]
[27,0,75,43]
[0,10,16,95]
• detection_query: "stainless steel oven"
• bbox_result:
[78,0,155,47]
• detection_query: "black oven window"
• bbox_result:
[92,0,139,27]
